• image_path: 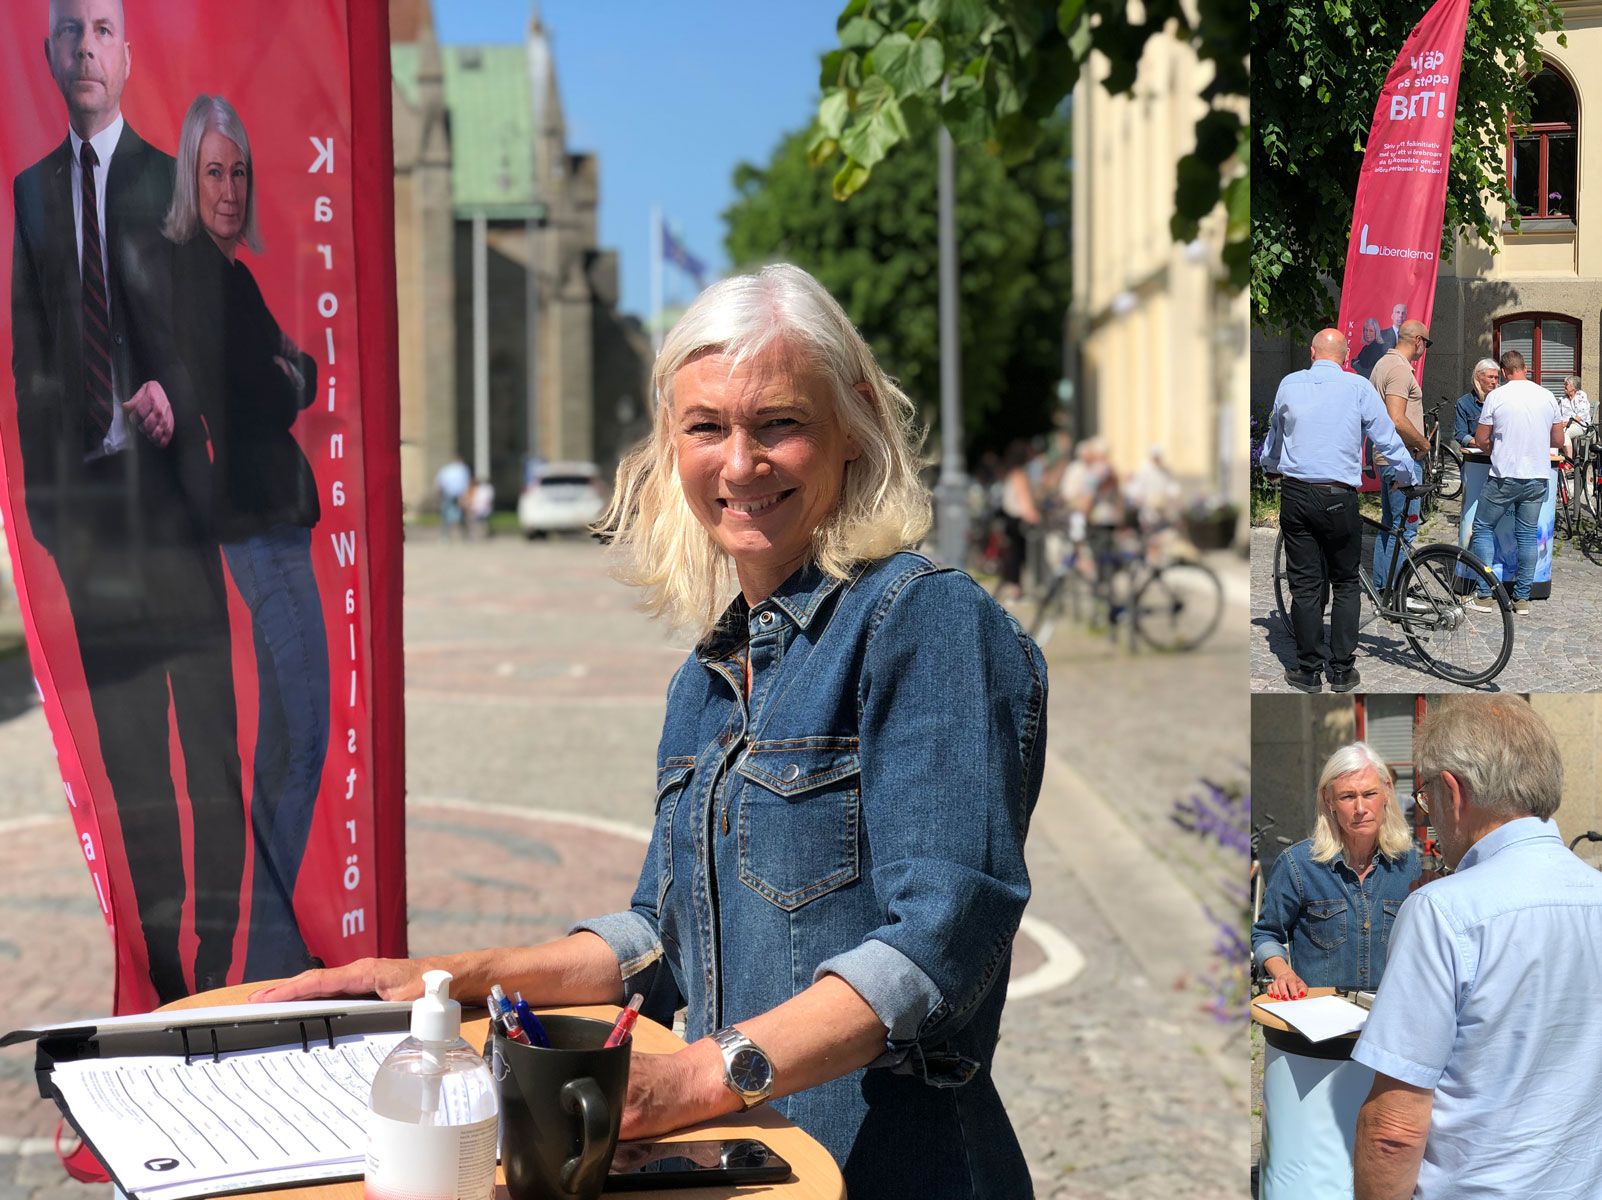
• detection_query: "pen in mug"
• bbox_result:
[603,993,645,1049]
[490,984,532,1046]
[513,993,552,1048]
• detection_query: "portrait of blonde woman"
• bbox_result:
[1252,742,1420,999]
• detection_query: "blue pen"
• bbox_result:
[513,992,551,1048]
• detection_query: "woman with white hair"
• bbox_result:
[1454,358,1501,448]
[256,264,1046,1196]
[1560,374,1592,444]
[164,94,328,983]
[1353,317,1386,378]
[1251,742,1419,999]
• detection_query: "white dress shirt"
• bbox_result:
[69,114,130,457]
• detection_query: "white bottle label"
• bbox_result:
[365,1112,498,1200]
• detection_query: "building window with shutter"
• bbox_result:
[1507,69,1578,221]
[1494,314,1581,400]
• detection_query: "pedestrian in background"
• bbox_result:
[1352,696,1602,1199]
[995,439,1042,602]
[435,455,470,540]
[1560,373,1591,438]
[1369,320,1433,589]
[1259,328,1417,694]
[468,476,495,540]
[1467,349,1563,616]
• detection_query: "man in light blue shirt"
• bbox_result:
[1260,329,1417,693]
[1352,696,1602,1199]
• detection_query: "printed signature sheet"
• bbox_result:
[51,1032,408,1199]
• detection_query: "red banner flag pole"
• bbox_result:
[1337,0,1473,384]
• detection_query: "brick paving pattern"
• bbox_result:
[0,537,1249,1198]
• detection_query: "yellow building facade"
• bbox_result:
[1069,33,1250,524]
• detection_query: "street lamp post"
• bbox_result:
[935,108,969,568]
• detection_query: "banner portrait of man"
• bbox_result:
[0,0,404,1013]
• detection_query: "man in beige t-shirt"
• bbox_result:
[1368,321,1433,586]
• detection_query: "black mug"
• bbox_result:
[495,1015,631,1200]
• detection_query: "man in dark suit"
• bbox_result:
[11,0,244,1003]
[1380,302,1407,351]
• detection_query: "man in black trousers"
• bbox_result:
[1259,328,1418,693]
[11,0,244,1002]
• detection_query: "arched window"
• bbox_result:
[1508,69,1578,220]
[1495,313,1581,399]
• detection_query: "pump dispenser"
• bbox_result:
[365,970,498,1200]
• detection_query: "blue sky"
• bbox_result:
[434,2,838,321]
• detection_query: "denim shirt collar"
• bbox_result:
[695,560,854,663]
[1456,815,1562,872]
[1309,359,1345,378]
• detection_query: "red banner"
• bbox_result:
[1338,0,1471,382]
[0,0,405,1013]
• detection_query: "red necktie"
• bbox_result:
[80,141,114,445]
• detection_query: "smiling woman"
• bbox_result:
[255,264,1050,1198]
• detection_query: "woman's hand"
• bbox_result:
[246,957,429,1003]
[618,1043,736,1142]
[1265,969,1308,1001]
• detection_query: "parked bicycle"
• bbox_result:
[1271,478,1514,686]
[1423,397,1464,511]
[1032,524,1223,653]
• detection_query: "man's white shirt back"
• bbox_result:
[1478,378,1558,480]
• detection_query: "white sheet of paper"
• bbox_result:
[50,1031,408,1200]
[1265,994,1370,1042]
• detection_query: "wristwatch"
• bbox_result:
[710,1025,774,1109]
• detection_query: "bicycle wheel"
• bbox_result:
[1391,544,1513,685]
[1272,532,1291,636]
[1133,561,1224,651]
[1437,444,1464,501]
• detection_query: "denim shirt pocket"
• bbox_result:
[1304,899,1348,951]
[1380,898,1403,947]
[735,736,861,911]
[653,758,695,912]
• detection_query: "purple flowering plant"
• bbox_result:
[1172,779,1250,1024]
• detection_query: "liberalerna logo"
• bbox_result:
[1357,224,1435,261]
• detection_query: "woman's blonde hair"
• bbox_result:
[162,94,263,253]
[594,264,931,634]
[1309,741,1415,864]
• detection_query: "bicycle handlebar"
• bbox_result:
[1569,831,1602,851]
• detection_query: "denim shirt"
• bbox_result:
[575,552,1047,1197]
[1251,837,1420,991]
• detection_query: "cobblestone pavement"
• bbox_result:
[0,537,1249,1198]
[1249,515,1602,692]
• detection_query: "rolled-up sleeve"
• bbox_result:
[817,570,1046,1055]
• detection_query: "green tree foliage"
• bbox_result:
[725,117,1072,451]
[813,0,1250,288]
[1253,0,1566,338]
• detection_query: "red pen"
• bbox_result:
[604,993,644,1048]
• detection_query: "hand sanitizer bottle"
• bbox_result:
[366,970,499,1199]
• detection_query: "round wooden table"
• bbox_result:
[163,983,844,1199]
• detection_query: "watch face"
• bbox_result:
[729,1046,771,1093]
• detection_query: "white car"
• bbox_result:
[517,461,606,537]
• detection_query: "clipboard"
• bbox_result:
[2,1000,413,1200]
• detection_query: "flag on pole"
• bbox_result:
[662,223,707,289]
[1336,0,1472,381]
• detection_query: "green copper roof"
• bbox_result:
[392,42,544,221]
